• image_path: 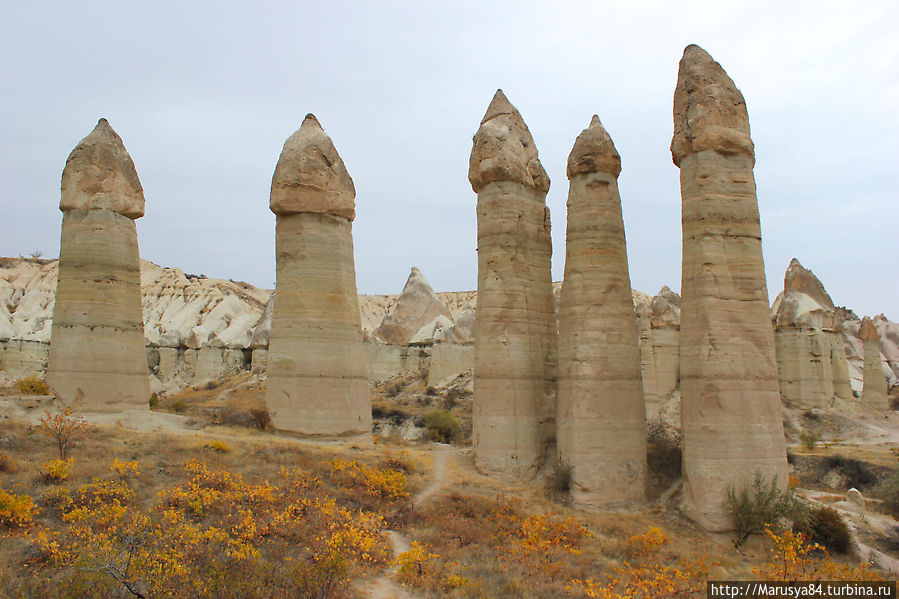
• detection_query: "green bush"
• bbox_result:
[798,431,820,450]
[793,505,852,554]
[148,393,160,408]
[877,470,899,516]
[424,410,460,443]
[170,399,188,414]
[727,472,797,545]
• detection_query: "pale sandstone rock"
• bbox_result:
[651,286,681,401]
[557,116,646,508]
[860,317,887,408]
[672,46,788,531]
[374,267,453,345]
[47,119,151,411]
[265,114,371,441]
[846,487,865,509]
[634,291,660,418]
[772,259,851,407]
[470,90,557,478]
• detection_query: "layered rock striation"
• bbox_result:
[264,114,371,441]
[557,116,646,508]
[46,119,151,411]
[772,258,851,408]
[672,46,788,531]
[469,90,558,477]
[859,316,888,407]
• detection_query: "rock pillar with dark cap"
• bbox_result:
[265,114,372,442]
[859,317,887,408]
[671,45,788,531]
[557,116,646,508]
[469,90,557,478]
[47,119,151,411]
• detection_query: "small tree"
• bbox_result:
[727,472,797,545]
[39,408,91,460]
[424,410,460,443]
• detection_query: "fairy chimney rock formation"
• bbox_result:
[47,119,151,410]
[373,267,452,345]
[265,114,372,442]
[557,116,646,508]
[772,259,851,407]
[651,286,681,401]
[859,317,887,407]
[470,90,557,478]
[672,45,788,531]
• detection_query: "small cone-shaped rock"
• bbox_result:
[859,317,887,408]
[469,90,557,478]
[265,114,371,442]
[374,267,452,345]
[557,116,646,508]
[47,119,150,410]
[772,259,851,407]
[671,46,788,531]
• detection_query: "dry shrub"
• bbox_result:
[249,408,271,431]
[754,528,887,581]
[876,470,899,516]
[39,409,91,460]
[16,458,389,599]
[793,505,852,554]
[41,459,73,482]
[0,452,17,474]
[16,375,50,396]
[0,487,37,529]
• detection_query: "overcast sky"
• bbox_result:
[1,1,896,318]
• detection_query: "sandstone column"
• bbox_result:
[470,90,557,478]
[265,114,372,442]
[651,286,681,401]
[47,119,150,411]
[557,116,646,508]
[859,317,887,408]
[671,45,788,531]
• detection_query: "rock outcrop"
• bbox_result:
[650,286,681,404]
[557,116,646,508]
[264,114,371,441]
[469,90,558,477]
[772,259,851,408]
[859,316,888,407]
[672,46,788,531]
[373,267,452,345]
[46,119,151,411]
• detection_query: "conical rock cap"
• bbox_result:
[567,115,621,178]
[859,316,880,342]
[469,89,549,193]
[270,114,356,220]
[671,45,754,167]
[60,118,145,219]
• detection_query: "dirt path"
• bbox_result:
[359,444,455,599]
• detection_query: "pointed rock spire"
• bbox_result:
[270,113,356,220]
[469,89,549,193]
[374,266,453,345]
[60,118,145,219]
[671,44,754,167]
[567,115,621,178]
[672,45,787,531]
[859,316,888,407]
[558,114,646,508]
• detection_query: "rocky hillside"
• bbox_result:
[2,256,896,405]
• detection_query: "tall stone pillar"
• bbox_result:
[47,119,150,411]
[265,114,372,442]
[859,317,887,408]
[557,116,646,508]
[671,45,788,531]
[469,90,557,478]
[650,286,681,401]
